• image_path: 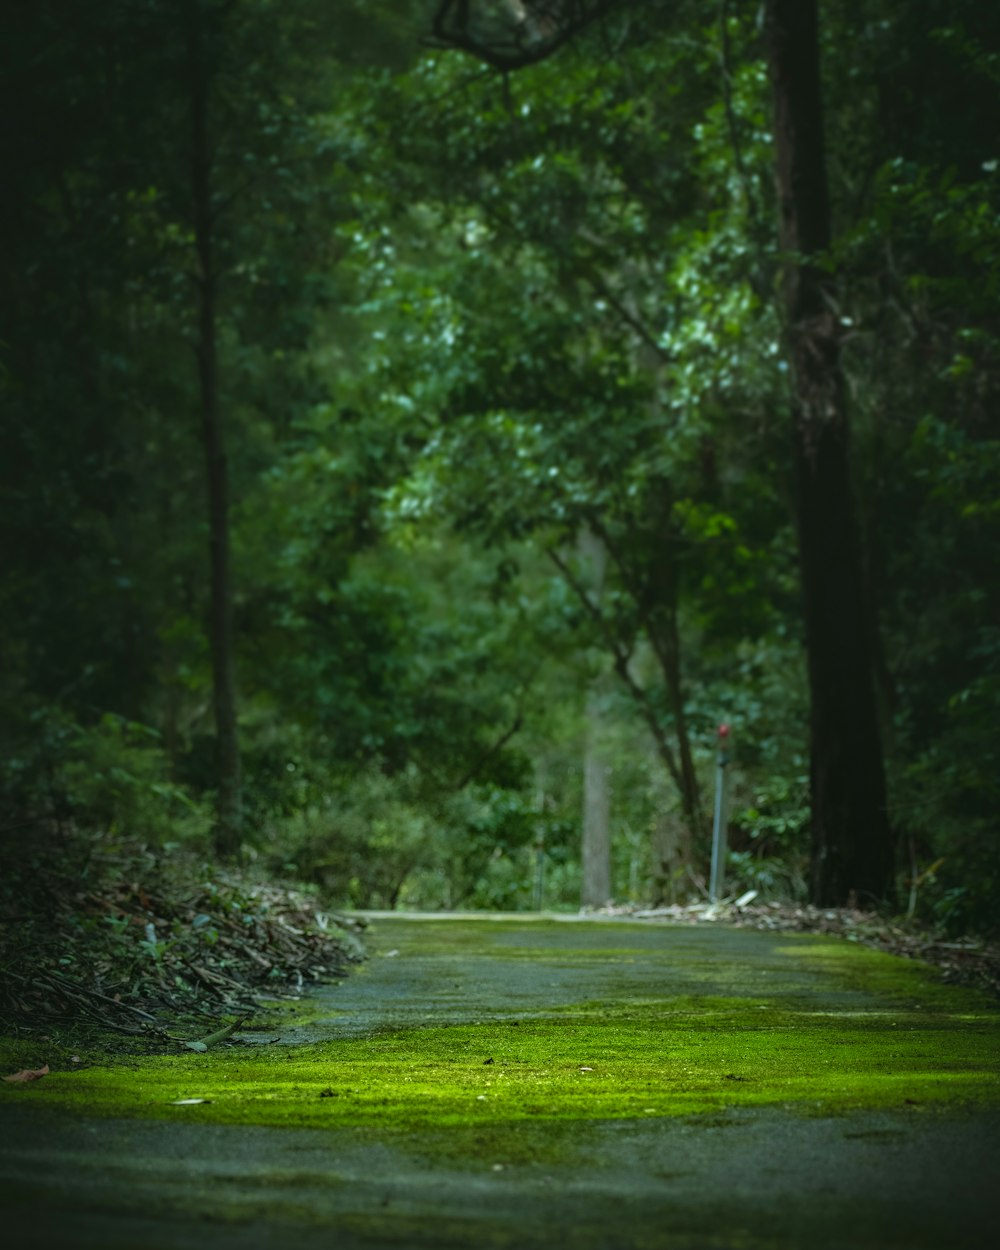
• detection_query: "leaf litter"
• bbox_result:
[2,1065,50,1083]
[0,839,365,1048]
[592,898,1000,998]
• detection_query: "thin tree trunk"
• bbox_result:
[631,481,703,857]
[617,265,703,851]
[578,527,612,907]
[765,0,893,903]
[188,13,241,858]
[582,726,611,905]
[653,561,703,852]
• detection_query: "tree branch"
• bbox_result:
[455,714,525,790]
[586,513,677,684]
[427,1,621,71]
[718,0,758,222]
[583,263,674,364]
[546,545,685,793]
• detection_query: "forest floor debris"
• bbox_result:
[590,898,1000,998]
[0,835,364,1046]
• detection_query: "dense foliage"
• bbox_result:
[1,0,997,930]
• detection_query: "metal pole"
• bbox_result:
[533,779,546,912]
[709,723,731,902]
[533,839,545,912]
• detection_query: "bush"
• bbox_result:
[1,708,211,846]
[267,766,546,910]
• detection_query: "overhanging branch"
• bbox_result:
[427,1,621,70]
[546,545,685,794]
[455,715,524,790]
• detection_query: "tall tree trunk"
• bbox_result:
[188,13,241,858]
[582,722,611,905]
[765,0,893,903]
[578,527,612,907]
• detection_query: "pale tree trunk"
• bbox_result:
[578,526,612,907]
[582,725,611,906]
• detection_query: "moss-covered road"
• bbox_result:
[2,914,998,1248]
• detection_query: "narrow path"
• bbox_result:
[2,915,998,1249]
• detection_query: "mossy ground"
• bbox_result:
[3,918,997,1155]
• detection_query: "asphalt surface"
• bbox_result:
[2,913,998,1250]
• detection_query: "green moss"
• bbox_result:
[770,935,979,1004]
[4,994,996,1138]
[3,922,996,1159]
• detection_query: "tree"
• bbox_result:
[0,0,353,852]
[185,1,241,857]
[763,0,893,903]
[422,0,896,905]
[5,0,996,925]
[578,527,612,906]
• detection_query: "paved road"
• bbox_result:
[2,914,998,1250]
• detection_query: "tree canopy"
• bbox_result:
[2,0,997,929]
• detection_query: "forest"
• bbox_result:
[2,0,998,993]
